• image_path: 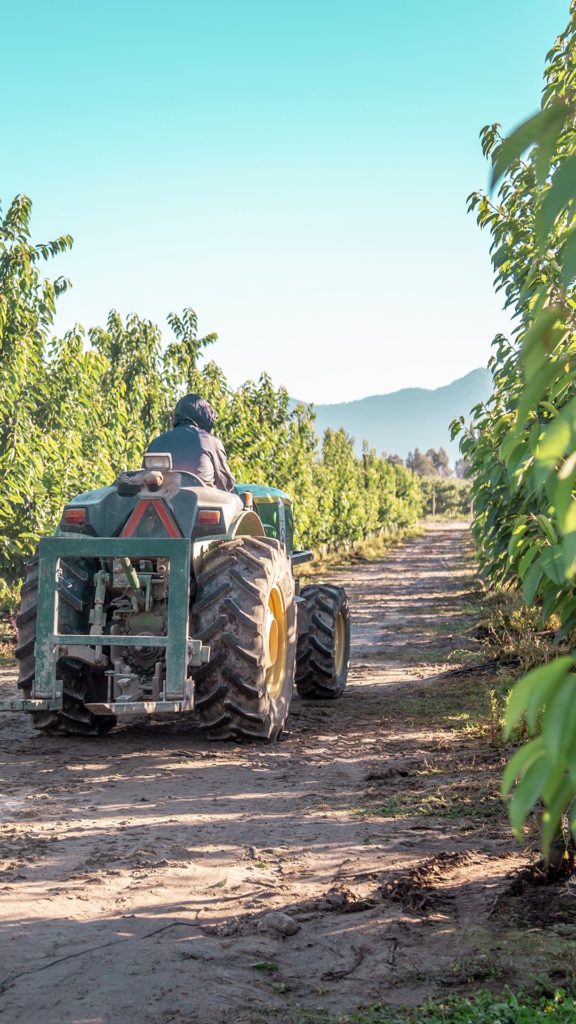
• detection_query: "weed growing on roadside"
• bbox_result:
[254,988,576,1023]
[344,988,576,1023]
[295,527,423,583]
[479,591,565,673]
[356,782,503,822]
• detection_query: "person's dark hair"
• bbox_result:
[173,394,217,432]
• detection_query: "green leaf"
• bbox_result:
[565,734,576,789]
[536,152,576,244]
[529,420,543,455]
[504,656,575,738]
[500,431,525,464]
[508,443,531,481]
[501,736,545,797]
[558,599,576,637]
[249,961,279,972]
[558,450,576,481]
[539,585,560,625]
[561,530,576,578]
[561,228,576,287]
[490,102,567,189]
[518,544,539,578]
[542,674,576,765]
[509,757,549,838]
[521,307,566,383]
[553,467,576,530]
[522,560,543,604]
[541,763,565,805]
[492,244,510,268]
[539,401,560,416]
[533,394,576,484]
[507,519,529,557]
[535,110,570,184]
[540,544,566,584]
[541,778,576,859]
[536,514,557,545]
[526,666,569,732]
[515,361,560,429]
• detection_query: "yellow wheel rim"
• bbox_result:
[265,584,287,700]
[334,610,346,677]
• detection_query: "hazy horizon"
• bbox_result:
[293,366,489,407]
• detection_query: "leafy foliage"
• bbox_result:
[0,194,422,594]
[284,989,576,1024]
[350,989,576,1024]
[453,4,576,852]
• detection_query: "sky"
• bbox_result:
[1,0,570,403]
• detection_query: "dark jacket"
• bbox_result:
[146,423,235,492]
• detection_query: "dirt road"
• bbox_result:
[0,523,573,1023]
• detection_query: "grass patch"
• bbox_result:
[389,675,494,733]
[356,780,503,822]
[478,590,567,673]
[295,526,423,582]
[387,666,533,747]
[246,989,576,1024]
[346,988,576,1024]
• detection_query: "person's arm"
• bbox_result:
[213,439,235,491]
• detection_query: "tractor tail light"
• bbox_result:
[197,510,222,527]
[62,507,87,526]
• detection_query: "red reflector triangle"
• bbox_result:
[121,499,181,538]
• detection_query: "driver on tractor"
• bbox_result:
[147,393,235,491]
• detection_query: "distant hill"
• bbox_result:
[294,368,492,462]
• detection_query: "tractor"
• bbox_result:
[2,452,350,741]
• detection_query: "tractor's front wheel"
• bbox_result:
[295,584,350,699]
[193,537,297,740]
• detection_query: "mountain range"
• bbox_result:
[295,368,492,462]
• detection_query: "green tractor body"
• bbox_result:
[2,453,350,741]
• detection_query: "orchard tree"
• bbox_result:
[0,195,72,582]
[453,2,576,853]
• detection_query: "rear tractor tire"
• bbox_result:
[15,552,115,736]
[193,536,297,741]
[296,584,350,699]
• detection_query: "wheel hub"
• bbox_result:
[334,610,346,676]
[265,611,279,669]
[265,585,287,699]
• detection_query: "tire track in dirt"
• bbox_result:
[0,523,572,1023]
